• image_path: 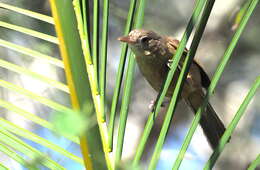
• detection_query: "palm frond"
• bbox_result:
[108,0,138,152]
[0,2,85,169]
[0,128,64,169]
[0,2,54,24]
[50,0,108,169]
[0,21,58,44]
[204,76,260,170]
[0,39,63,68]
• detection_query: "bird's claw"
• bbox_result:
[149,100,156,110]
[167,59,184,71]
[149,99,169,121]
[149,100,167,111]
[167,59,173,68]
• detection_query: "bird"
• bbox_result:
[118,29,226,149]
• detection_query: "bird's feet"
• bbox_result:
[149,100,168,111]
[167,59,183,70]
[167,59,173,68]
[149,100,156,110]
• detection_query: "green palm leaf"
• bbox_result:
[0,1,86,169]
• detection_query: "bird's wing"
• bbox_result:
[166,37,189,58]
[166,36,211,89]
[193,61,211,89]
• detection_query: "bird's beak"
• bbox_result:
[117,36,135,43]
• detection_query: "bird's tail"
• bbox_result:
[185,89,226,149]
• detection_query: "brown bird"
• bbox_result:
[118,29,226,149]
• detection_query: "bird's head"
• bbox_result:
[118,29,162,57]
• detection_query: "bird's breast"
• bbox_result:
[136,55,170,92]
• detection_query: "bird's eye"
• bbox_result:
[140,36,150,44]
